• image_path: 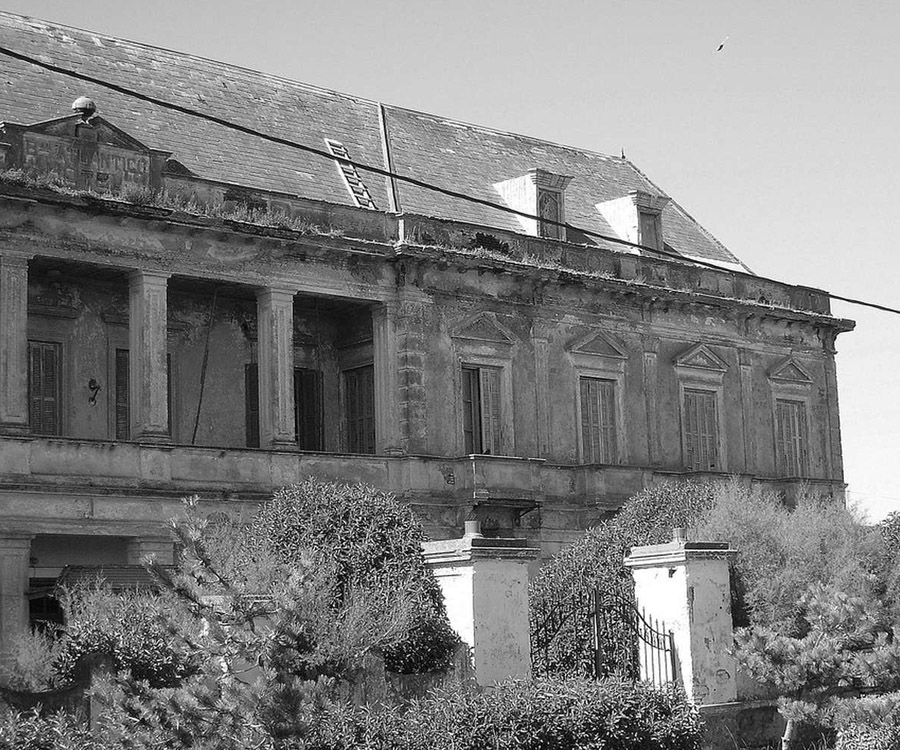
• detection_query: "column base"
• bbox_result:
[133,431,173,445]
[265,439,298,451]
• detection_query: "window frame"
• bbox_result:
[680,386,722,471]
[674,344,729,473]
[773,396,811,478]
[455,354,514,457]
[27,339,63,437]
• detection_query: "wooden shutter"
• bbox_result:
[683,389,718,471]
[461,366,481,454]
[479,367,502,455]
[344,365,375,454]
[775,399,808,477]
[28,341,61,436]
[245,363,259,448]
[294,368,323,451]
[115,349,130,440]
[580,377,617,464]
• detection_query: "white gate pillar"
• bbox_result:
[422,521,539,686]
[625,530,737,705]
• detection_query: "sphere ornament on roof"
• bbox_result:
[71,96,97,121]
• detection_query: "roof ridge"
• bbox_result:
[0,10,382,108]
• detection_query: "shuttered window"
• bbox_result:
[538,190,562,239]
[28,341,61,436]
[115,350,172,440]
[295,368,323,451]
[462,365,502,455]
[245,363,260,448]
[682,388,719,471]
[580,377,618,464]
[775,399,809,477]
[344,365,375,454]
[115,349,130,440]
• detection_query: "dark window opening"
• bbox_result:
[28,340,62,436]
[580,376,618,464]
[295,368,323,451]
[462,365,502,455]
[344,365,375,454]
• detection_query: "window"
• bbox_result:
[462,365,502,454]
[245,363,260,448]
[579,377,618,464]
[246,364,325,449]
[344,365,375,454]
[775,399,809,477]
[639,210,661,252]
[28,340,62,436]
[538,189,562,239]
[682,388,719,471]
[294,368,323,451]
[116,350,172,440]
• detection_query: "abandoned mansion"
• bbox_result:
[0,11,853,648]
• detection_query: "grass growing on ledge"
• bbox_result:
[0,169,345,237]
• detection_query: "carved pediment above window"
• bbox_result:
[768,357,813,384]
[450,312,515,346]
[567,331,627,359]
[674,343,729,373]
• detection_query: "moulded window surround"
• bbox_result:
[774,397,810,478]
[674,343,729,472]
[456,355,514,456]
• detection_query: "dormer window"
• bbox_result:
[597,190,670,254]
[538,189,562,239]
[494,168,573,240]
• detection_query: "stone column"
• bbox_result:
[372,302,401,454]
[127,536,175,565]
[0,255,30,434]
[129,270,171,442]
[0,534,32,657]
[625,532,737,705]
[256,287,296,449]
[422,522,540,686]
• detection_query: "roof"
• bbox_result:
[0,11,748,271]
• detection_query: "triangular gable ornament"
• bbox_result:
[768,357,813,383]
[450,312,514,345]
[567,331,627,359]
[674,343,729,372]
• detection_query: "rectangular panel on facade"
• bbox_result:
[28,340,62,436]
[344,365,375,454]
[580,376,617,464]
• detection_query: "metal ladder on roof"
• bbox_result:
[325,139,378,210]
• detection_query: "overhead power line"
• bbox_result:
[0,43,895,318]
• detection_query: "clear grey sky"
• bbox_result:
[4,0,898,520]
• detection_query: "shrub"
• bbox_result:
[0,709,102,750]
[250,478,459,674]
[529,480,714,677]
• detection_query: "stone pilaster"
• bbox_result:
[642,335,660,465]
[397,296,430,454]
[0,255,30,433]
[0,534,32,658]
[531,322,551,457]
[372,302,401,454]
[129,270,171,442]
[422,523,540,686]
[625,534,737,705]
[738,348,756,474]
[256,287,296,449]
[126,536,175,565]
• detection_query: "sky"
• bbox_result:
[2,0,898,521]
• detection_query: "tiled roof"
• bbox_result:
[0,11,748,270]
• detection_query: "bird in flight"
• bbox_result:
[715,35,730,52]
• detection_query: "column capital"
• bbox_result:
[129,269,172,284]
[0,533,35,550]
[256,286,297,303]
[0,253,33,267]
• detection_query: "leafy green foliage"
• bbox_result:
[250,479,459,674]
[529,481,714,676]
[0,709,102,750]
[304,678,701,750]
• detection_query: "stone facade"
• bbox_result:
[0,12,853,652]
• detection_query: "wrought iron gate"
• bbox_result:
[531,587,677,688]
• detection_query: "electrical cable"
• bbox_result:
[0,43,895,317]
